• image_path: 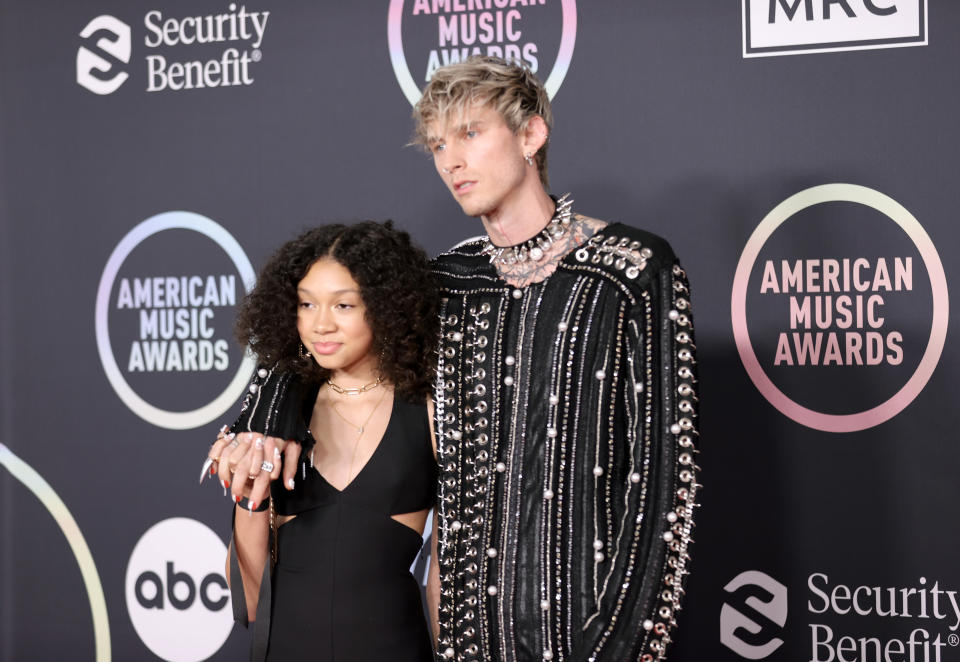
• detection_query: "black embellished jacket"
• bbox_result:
[430,223,698,662]
[232,222,699,662]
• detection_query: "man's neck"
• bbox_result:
[479,185,555,247]
[491,211,608,288]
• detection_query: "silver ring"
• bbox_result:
[229,439,240,448]
[260,460,275,472]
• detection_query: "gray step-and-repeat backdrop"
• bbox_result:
[1,2,956,661]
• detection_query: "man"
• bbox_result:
[216,56,699,661]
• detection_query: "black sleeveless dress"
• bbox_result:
[263,394,437,661]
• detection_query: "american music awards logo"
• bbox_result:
[95,211,256,430]
[387,0,578,105]
[731,184,948,433]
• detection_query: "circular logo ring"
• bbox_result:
[0,443,111,661]
[95,211,256,430]
[387,0,578,106]
[731,184,949,433]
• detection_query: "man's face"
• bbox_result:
[427,104,528,218]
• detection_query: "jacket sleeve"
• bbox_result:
[575,257,700,662]
[229,365,313,446]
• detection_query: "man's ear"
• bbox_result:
[521,115,549,155]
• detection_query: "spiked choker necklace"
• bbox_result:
[480,193,572,267]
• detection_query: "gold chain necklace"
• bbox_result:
[327,375,382,395]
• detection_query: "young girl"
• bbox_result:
[206,222,440,660]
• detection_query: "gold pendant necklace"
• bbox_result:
[330,385,387,437]
[330,386,388,482]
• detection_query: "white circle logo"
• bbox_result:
[387,0,578,105]
[95,211,256,430]
[125,517,233,662]
[731,184,948,432]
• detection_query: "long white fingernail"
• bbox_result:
[287,478,295,489]
[220,424,229,434]
[254,437,264,450]
[274,447,281,458]
[227,432,236,440]
[199,457,213,484]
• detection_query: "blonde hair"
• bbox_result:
[412,56,553,188]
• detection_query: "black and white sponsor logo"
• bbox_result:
[721,570,789,659]
[77,15,132,94]
[125,518,232,662]
[807,573,960,662]
[77,4,269,94]
[722,569,960,661]
[742,0,927,58]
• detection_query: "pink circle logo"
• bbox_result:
[731,184,949,433]
[387,0,577,106]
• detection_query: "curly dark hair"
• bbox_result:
[235,221,439,400]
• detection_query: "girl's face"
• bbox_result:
[296,258,376,376]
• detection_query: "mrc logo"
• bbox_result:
[742,0,927,57]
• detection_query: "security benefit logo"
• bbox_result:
[76,5,269,95]
[77,15,131,95]
[721,570,960,662]
[95,211,257,430]
[388,0,578,105]
[721,571,789,659]
[731,184,948,433]
[126,518,232,662]
[742,0,927,57]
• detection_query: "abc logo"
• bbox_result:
[134,561,228,612]
[720,570,788,659]
[125,518,233,662]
